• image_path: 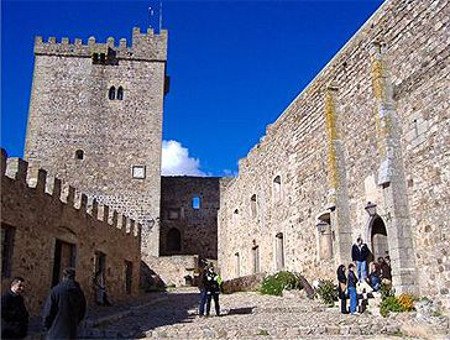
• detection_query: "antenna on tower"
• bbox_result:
[148,1,163,33]
[159,0,163,32]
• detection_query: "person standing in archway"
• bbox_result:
[351,237,369,281]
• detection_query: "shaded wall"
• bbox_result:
[1,150,141,315]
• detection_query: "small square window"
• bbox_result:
[192,196,201,210]
[132,166,146,179]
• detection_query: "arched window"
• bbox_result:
[75,150,84,160]
[99,53,106,64]
[166,228,181,252]
[108,86,116,100]
[250,194,257,218]
[117,86,124,100]
[273,175,282,201]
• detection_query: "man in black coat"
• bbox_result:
[1,277,29,339]
[42,268,86,339]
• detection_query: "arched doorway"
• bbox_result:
[166,228,181,252]
[369,216,388,262]
[317,212,333,260]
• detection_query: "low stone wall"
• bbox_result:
[144,255,199,287]
[222,273,266,294]
[1,150,142,316]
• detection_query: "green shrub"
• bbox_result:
[316,280,338,306]
[380,296,404,317]
[380,282,395,300]
[259,271,303,296]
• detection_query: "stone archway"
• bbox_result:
[166,228,181,252]
[368,215,388,263]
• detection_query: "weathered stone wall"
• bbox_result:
[218,0,449,309]
[144,255,197,288]
[1,150,141,316]
[24,27,168,258]
[160,177,221,259]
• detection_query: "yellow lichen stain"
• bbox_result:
[371,59,384,100]
[324,90,339,189]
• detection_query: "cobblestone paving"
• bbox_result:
[84,287,435,339]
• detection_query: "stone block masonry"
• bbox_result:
[160,176,221,259]
[1,149,142,316]
[218,0,450,309]
[24,27,169,259]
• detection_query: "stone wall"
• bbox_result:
[218,0,449,309]
[24,27,168,258]
[1,149,142,316]
[144,255,198,288]
[160,177,221,259]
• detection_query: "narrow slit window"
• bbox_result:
[273,175,282,201]
[108,86,116,100]
[250,194,257,218]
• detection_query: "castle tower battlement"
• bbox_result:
[34,27,168,61]
[25,27,168,258]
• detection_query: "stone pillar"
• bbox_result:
[370,42,417,294]
[324,85,352,265]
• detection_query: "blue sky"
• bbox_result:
[1,0,383,176]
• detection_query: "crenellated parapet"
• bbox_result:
[1,148,142,240]
[33,27,168,62]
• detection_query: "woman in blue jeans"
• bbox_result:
[347,263,358,314]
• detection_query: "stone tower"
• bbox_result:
[24,27,169,257]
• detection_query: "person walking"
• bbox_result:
[336,265,348,314]
[1,277,29,339]
[347,263,359,315]
[205,265,221,317]
[351,237,369,281]
[42,268,86,339]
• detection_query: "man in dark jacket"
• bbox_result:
[351,237,369,281]
[1,277,29,339]
[42,268,86,339]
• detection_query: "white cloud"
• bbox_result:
[161,140,206,176]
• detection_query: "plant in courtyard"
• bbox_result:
[380,296,404,317]
[256,329,269,336]
[315,279,338,307]
[259,271,303,296]
[397,293,415,312]
[380,282,395,300]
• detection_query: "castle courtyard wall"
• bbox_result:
[1,149,141,316]
[160,176,221,259]
[218,0,449,308]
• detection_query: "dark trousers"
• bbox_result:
[206,292,220,316]
[339,297,348,314]
[198,289,207,315]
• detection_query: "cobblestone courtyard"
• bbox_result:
[82,288,449,339]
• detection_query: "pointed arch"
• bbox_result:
[108,86,116,100]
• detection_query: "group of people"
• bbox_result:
[2,268,87,339]
[198,263,222,317]
[336,237,392,315]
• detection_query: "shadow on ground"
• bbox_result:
[227,306,255,315]
[97,291,201,338]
